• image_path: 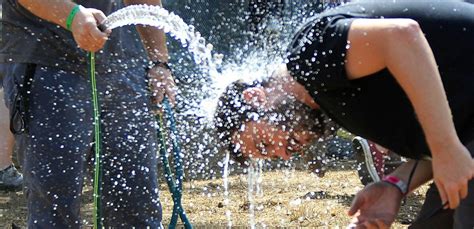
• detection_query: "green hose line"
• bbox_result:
[89,51,190,228]
[89,52,102,229]
[156,101,192,229]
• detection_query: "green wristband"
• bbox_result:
[66,4,81,31]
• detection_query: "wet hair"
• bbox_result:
[214,78,328,165]
[214,79,262,165]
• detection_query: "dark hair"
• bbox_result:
[214,79,329,165]
[214,79,263,165]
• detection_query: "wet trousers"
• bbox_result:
[2,64,162,228]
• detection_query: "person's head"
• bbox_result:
[214,69,330,165]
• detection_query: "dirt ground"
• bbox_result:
[0,160,426,228]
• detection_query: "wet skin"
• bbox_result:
[232,120,316,160]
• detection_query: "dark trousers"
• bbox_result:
[2,64,162,228]
[411,140,474,229]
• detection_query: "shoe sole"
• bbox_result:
[0,184,23,192]
[353,137,380,185]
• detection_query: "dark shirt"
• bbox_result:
[287,0,474,159]
[0,0,147,75]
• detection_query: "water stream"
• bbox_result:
[102,5,256,227]
[101,3,322,228]
[102,4,223,77]
[247,160,264,229]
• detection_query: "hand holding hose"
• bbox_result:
[69,5,111,52]
[147,63,177,109]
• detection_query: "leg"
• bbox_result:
[23,65,93,228]
[409,183,454,228]
[0,89,15,170]
[0,89,23,192]
[98,68,162,227]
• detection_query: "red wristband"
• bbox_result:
[382,175,408,195]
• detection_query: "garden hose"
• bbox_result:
[88,52,191,228]
[156,98,192,229]
[89,52,102,229]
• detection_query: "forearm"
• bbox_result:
[18,0,76,29]
[124,0,169,62]
[347,18,473,210]
[390,160,432,194]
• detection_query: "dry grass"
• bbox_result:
[0,160,426,228]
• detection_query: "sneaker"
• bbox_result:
[0,164,23,192]
[352,137,385,185]
[352,137,405,185]
[383,151,404,176]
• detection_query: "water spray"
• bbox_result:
[91,4,217,228]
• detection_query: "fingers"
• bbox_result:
[431,143,474,210]
[149,78,165,105]
[446,183,461,209]
[91,9,107,25]
[435,178,470,209]
[348,194,364,216]
[165,83,177,106]
[148,68,176,107]
[86,10,108,51]
[86,27,108,52]
[155,89,165,105]
[460,179,469,199]
[363,221,378,229]
[71,8,109,52]
[348,220,387,229]
[88,23,108,41]
[362,219,388,229]
[434,181,449,209]
[91,9,112,34]
[375,219,389,229]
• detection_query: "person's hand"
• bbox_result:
[431,143,474,209]
[70,6,111,52]
[347,182,403,229]
[148,65,176,109]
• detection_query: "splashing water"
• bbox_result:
[190,53,284,120]
[99,3,338,228]
[102,4,223,77]
[223,151,232,228]
[102,4,270,121]
[101,4,235,225]
[247,159,264,229]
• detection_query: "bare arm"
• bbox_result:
[348,160,433,228]
[18,0,109,52]
[124,0,175,105]
[17,0,75,28]
[346,19,458,151]
[124,0,169,63]
[390,160,433,194]
[345,18,474,209]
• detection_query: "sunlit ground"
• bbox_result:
[0,160,427,228]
